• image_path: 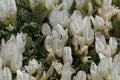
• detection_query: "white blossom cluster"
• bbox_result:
[41,0,120,80]
[0,0,120,80]
[0,0,17,24]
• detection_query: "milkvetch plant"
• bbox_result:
[0,0,120,80]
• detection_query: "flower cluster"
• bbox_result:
[0,0,120,80]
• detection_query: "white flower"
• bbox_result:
[44,0,58,11]
[10,52,23,73]
[95,32,117,58]
[113,53,120,68]
[3,67,12,80]
[82,16,94,46]
[69,10,83,36]
[62,0,73,10]
[70,15,94,45]
[71,16,94,56]
[16,32,26,53]
[70,10,82,22]
[0,0,17,24]
[90,55,120,80]
[109,37,118,56]
[0,33,26,72]
[90,62,103,80]
[61,63,73,80]
[44,34,53,52]
[90,15,112,35]
[52,39,64,58]
[70,21,83,36]
[0,66,12,80]
[113,53,120,74]
[107,67,120,80]
[25,59,40,75]
[98,58,113,78]
[41,23,51,36]
[83,27,94,46]
[52,24,68,43]
[91,15,105,29]
[1,36,16,66]
[49,5,69,27]
[98,0,119,21]
[98,53,106,60]
[44,25,66,57]
[16,69,35,80]
[63,46,73,65]
[95,32,108,55]
[75,70,86,80]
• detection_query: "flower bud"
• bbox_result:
[41,23,51,36]
[109,37,118,56]
[95,32,106,53]
[44,34,53,53]
[88,2,93,15]
[63,46,73,65]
